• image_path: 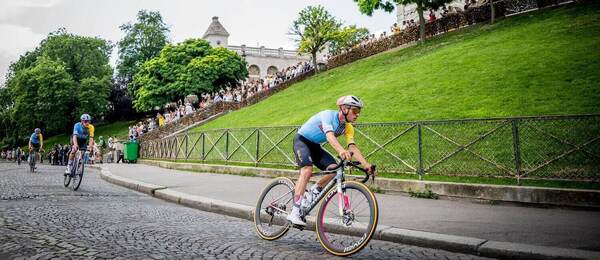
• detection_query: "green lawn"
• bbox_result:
[42,120,133,150]
[192,2,600,132]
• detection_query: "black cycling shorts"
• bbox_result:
[31,143,40,151]
[293,134,336,170]
[72,137,88,151]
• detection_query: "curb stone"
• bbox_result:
[97,165,600,260]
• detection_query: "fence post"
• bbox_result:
[511,119,522,185]
[185,131,189,160]
[417,123,424,180]
[255,129,260,167]
[225,130,229,163]
[201,133,205,162]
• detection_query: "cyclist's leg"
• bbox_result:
[66,137,81,174]
[290,135,316,225]
[34,145,40,164]
[314,148,337,189]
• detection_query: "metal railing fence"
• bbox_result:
[140,114,600,182]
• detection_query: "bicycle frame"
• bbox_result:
[300,161,373,218]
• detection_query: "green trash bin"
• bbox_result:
[123,141,139,163]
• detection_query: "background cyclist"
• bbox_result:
[287,95,375,226]
[65,114,95,175]
[28,128,44,168]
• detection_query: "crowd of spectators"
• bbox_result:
[1,148,26,162]
[128,61,314,140]
[328,0,501,65]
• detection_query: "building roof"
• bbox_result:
[203,16,230,38]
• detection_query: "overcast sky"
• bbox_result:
[0,0,397,86]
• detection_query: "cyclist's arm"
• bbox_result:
[88,124,95,149]
[325,132,350,160]
[348,145,372,172]
[344,124,373,173]
[71,134,79,149]
[321,112,350,160]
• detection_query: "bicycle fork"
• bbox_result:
[335,169,351,216]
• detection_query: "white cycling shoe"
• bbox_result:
[287,206,306,226]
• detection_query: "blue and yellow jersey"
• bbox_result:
[73,122,95,140]
[30,133,43,144]
[297,110,355,145]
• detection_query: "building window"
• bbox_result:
[216,40,221,45]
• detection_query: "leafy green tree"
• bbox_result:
[8,56,75,136]
[354,0,452,41]
[132,39,247,112]
[329,25,370,55]
[290,5,342,72]
[2,29,112,142]
[116,10,170,95]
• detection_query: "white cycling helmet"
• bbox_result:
[80,114,91,121]
[34,128,41,133]
[336,95,364,108]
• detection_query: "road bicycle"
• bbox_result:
[254,158,378,257]
[28,149,41,173]
[64,149,86,191]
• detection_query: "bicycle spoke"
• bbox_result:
[254,178,293,240]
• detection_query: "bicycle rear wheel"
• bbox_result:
[316,181,378,257]
[71,158,84,191]
[254,177,294,240]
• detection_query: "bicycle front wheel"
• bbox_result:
[254,177,294,241]
[29,153,35,173]
[71,159,84,191]
[316,181,378,257]
[63,172,71,187]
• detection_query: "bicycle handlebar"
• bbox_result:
[334,152,376,184]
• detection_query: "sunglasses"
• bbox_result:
[350,107,361,114]
[82,120,90,123]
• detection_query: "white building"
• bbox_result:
[202,16,315,79]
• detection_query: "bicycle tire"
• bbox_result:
[315,181,378,257]
[29,153,35,173]
[72,158,84,191]
[254,177,294,241]
[63,172,71,187]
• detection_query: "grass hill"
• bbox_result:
[192,2,600,132]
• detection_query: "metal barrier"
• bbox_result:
[140,114,600,182]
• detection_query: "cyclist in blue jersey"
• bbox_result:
[287,95,375,226]
[65,114,95,174]
[28,128,44,167]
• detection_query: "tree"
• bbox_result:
[329,25,370,55]
[2,29,112,142]
[132,39,248,112]
[8,56,75,136]
[290,5,342,72]
[354,0,452,42]
[116,10,170,96]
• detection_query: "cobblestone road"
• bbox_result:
[0,162,493,259]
